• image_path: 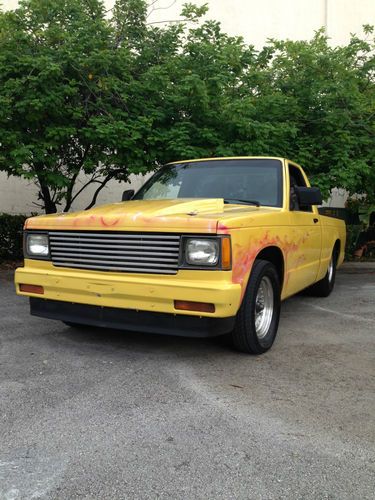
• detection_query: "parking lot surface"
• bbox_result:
[0,267,374,499]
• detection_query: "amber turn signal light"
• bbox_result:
[19,284,44,294]
[174,300,215,313]
[221,236,231,270]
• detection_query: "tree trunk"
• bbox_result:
[37,180,57,214]
[35,165,58,214]
[41,184,57,214]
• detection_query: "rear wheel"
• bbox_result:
[231,259,281,355]
[306,248,338,297]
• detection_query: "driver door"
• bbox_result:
[286,163,322,296]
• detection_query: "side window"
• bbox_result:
[288,164,312,212]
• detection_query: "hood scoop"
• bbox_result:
[145,198,224,217]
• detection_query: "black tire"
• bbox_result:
[306,248,338,297]
[231,259,281,355]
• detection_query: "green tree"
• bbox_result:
[161,25,375,201]
[0,0,185,213]
[262,28,375,200]
[0,0,374,212]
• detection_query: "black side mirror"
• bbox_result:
[295,186,322,206]
[122,189,134,201]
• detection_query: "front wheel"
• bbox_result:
[231,259,281,355]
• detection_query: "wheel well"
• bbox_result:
[333,239,341,259]
[256,246,284,288]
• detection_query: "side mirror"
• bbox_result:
[122,189,134,202]
[295,186,322,206]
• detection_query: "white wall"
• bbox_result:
[0,171,148,214]
[4,0,374,46]
[1,0,374,213]
[145,0,375,47]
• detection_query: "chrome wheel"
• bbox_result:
[327,256,334,283]
[254,276,274,340]
[232,260,281,354]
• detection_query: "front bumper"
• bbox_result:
[30,298,236,337]
[15,260,242,319]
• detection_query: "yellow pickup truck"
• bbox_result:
[15,157,346,354]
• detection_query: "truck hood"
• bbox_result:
[25,198,281,233]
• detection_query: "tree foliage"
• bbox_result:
[0,0,374,213]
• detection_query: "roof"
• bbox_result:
[168,156,286,165]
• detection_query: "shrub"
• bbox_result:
[345,225,362,260]
[0,213,28,262]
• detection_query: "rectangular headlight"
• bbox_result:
[185,238,219,266]
[26,233,49,257]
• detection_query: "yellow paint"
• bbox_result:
[16,259,241,317]
[15,157,346,318]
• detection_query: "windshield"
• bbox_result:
[133,159,283,207]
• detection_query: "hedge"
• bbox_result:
[0,213,28,262]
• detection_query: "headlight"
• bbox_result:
[26,233,49,257]
[185,238,219,266]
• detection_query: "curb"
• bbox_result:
[339,262,375,274]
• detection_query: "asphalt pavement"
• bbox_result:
[0,266,374,499]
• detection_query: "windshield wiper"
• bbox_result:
[223,198,260,207]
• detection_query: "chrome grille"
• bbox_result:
[49,231,180,274]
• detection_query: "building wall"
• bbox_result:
[1,0,373,213]
[0,171,149,215]
[146,0,375,47]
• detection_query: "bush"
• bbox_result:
[345,225,362,261]
[0,213,28,262]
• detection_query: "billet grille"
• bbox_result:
[49,231,181,274]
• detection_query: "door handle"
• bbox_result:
[313,218,319,223]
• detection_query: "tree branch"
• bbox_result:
[63,145,92,212]
[69,175,103,206]
[147,0,177,19]
[84,174,113,210]
[64,171,80,212]
[146,19,186,25]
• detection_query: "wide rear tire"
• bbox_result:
[231,259,281,355]
[306,248,338,297]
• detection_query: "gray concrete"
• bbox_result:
[0,268,374,499]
